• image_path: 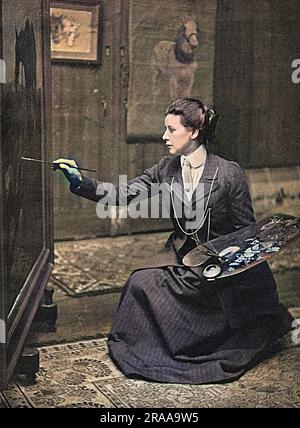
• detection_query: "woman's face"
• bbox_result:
[163,114,199,156]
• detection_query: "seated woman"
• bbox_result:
[53,97,293,384]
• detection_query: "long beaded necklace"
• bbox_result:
[170,166,219,255]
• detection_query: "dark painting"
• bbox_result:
[1,0,52,389]
[1,2,45,312]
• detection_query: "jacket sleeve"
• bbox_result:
[225,161,255,230]
[70,161,162,205]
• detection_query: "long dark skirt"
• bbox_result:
[108,264,293,384]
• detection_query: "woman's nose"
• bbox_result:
[162,130,168,140]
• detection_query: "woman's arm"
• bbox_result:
[53,158,163,205]
[71,166,160,205]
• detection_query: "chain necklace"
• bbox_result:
[170,166,219,254]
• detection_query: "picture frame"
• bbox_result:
[50,0,102,64]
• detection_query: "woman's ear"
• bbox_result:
[191,129,199,140]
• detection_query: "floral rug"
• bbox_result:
[51,232,170,296]
[1,334,299,408]
[51,230,300,299]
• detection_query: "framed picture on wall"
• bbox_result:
[50,0,102,64]
[126,1,215,142]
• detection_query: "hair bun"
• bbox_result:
[206,108,218,144]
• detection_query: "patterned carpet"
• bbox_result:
[1,337,299,408]
[51,230,300,298]
[51,232,170,296]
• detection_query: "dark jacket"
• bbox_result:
[72,151,255,257]
[71,151,291,330]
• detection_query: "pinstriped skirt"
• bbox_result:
[108,266,292,384]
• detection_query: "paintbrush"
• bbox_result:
[21,156,97,172]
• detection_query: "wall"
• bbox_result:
[214,0,300,168]
[53,0,123,239]
[248,166,300,219]
[53,0,299,240]
[53,0,217,240]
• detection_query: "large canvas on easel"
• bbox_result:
[0,0,52,389]
[1,0,45,311]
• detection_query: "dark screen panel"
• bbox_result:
[1,3,45,312]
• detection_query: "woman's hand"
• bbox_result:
[52,158,82,188]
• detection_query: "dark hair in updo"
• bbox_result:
[165,97,218,144]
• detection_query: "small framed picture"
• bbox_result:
[50,0,102,65]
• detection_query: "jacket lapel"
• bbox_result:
[168,157,190,207]
[192,151,219,206]
[161,152,219,210]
